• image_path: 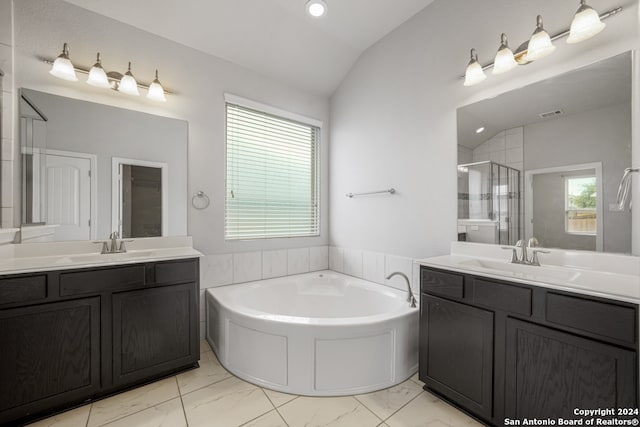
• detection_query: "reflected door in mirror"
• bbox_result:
[46,152,94,241]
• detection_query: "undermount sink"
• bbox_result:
[68,250,155,263]
[458,258,581,283]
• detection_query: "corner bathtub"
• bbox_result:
[205,270,419,396]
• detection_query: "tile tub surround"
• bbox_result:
[27,340,482,427]
[327,246,421,297]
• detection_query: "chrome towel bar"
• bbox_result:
[346,188,396,198]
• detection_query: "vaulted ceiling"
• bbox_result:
[63,0,435,96]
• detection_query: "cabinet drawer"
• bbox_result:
[0,275,47,306]
[546,293,636,345]
[154,259,197,285]
[421,268,464,299]
[473,278,532,316]
[60,265,146,296]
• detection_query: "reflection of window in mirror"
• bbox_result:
[112,158,168,238]
[565,176,597,235]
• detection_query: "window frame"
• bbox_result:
[223,93,322,241]
[564,174,597,236]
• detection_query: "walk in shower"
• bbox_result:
[457,161,520,245]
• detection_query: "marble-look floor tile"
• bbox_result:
[200,339,213,355]
[262,388,297,407]
[101,398,186,427]
[279,396,381,427]
[87,377,179,427]
[182,376,273,427]
[177,353,232,395]
[241,409,288,427]
[26,404,91,427]
[410,372,424,386]
[385,392,482,427]
[355,379,423,420]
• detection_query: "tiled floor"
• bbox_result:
[27,341,482,427]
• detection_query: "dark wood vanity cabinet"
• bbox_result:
[420,294,494,419]
[0,258,200,426]
[419,266,639,426]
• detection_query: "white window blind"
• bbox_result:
[225,102,320,240]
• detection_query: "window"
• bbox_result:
[565,175,597,235]
[225,100,320,240]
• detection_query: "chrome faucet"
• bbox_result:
[386,272,417,308]
[501,237,550,266]
[93,231,130,254]
[109,231,120,253]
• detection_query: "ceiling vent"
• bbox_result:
[539,109,564,119]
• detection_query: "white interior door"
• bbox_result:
[46,153,92,241]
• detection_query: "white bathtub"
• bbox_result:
[205,270,419,396]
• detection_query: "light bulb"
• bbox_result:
[49,43,78,82]
[492,33,518,75]
[118,62,140,96]
[567,0,606,44]
[464,49,486,87]
[306,0,327,17]
[524,15,556,62]
[87,53,111,89]
[147,70,167,102]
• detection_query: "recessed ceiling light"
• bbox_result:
[306,0,327,18]
[476,127,485,134]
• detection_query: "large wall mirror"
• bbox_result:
[19,89,188,242]
[457,51,634,255]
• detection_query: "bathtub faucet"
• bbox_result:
[386,272,417,308]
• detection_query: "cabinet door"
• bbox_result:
[505,318,637,419]
[112,283,198,386]
[420,295,494,420]
[0,298,101,423]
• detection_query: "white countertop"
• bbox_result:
[417,242,640,305]
[0,236,202,276]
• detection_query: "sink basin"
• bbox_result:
[458,259,581,283]
[68,250,155,263]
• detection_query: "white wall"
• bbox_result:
[9,0,330,255]
[0,0,15,228]
[329,0,639,259]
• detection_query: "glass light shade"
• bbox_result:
[147,71,166,102]
[524,16,556,62]
[306,0,327,17]
[463,49,486,87]
[118,62,140,96]
[492,34,517,75]
[567,2,605,44]
[87,55,111,89]
[49,44,78,82]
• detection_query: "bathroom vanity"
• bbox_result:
[418,244,639,426]
[0,240,201,425]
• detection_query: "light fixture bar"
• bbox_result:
[42,58,173,94]
[459,6,622,78]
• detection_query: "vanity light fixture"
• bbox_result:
[567,0,606,44]
[86,53,111,89]
[118,62,140,96]
[146,70,167,102]
[306,0,327,18]
[461,4,622,87]
[49,43,78,82]
[524,15,556,62]
[45,43,172,102]
[492,33,518,75]
[463,49,486,87]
